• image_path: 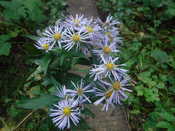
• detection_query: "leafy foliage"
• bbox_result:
[0,0,46,22]
[17,95,59,110]
[0,35,11,56]
[98,0,175,130]
[0,0,67,130]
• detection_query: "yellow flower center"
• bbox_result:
[53,33,62,40]
[105,90,113,98]
[41,43,49,50]
[105,63,115,70]
[85,26,94,33]
[73,19,80,26]
[63,107,71,116]
[105,32,111,36]
[103,46,111,54]
[112,81,121,90]
[72,34,81,42]
[77,88,84,96]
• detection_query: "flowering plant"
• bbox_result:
[25,14,132,130]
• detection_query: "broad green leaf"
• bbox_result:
[156,82,165,89]
[0,35,12,56]
[0,35,11,42]
[159,112,175,122]
[17,95,59,110]
[130,109,140,114]
[151,49,169,63]
[170,108,175,113]
[156,121,172,128]
[0,0,46,22]
[42,75,59,87]
[137,71,156,87]
[23,0,46,23]
[135,85,144,96]
[0,42,11,56]
[24,35,40,41]
[165,4,175,17]
[36,55,51,74]
[0,0,26,21]
[144,88,159,102]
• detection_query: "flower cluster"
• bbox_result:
[35,14,132,130]
[50,80,93,130]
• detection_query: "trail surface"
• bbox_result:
[68,0,130,130]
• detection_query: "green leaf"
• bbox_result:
[137,71,156,87]
[165,4,175,17]
[59,55,65,66]
[135,85,144,96]
[23,0,46,23]
[36,55,51,74]
[0,35,12,56]
[24,35,40,41]
[156,121,172,128]
[170,108,175,113]
[42,75,59,87]
[17,95,59,110]
[8,105,22,118]
[159,112,175,122]
[0,0,46,22]
[130,109,140,114]
[0,42,11,56]
[151,49,169,63]
[144,88,159,102]
[0,0,26,21]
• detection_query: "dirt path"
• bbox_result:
[68,0,130,131]
[68,0,99,18]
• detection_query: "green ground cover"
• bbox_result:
[97,0,175,130]
[0,0,67,130]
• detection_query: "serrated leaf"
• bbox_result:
[144,88,159,102]
[0,0,46,22]
[23,0,46,22]
[0,0,26,21]
[138,71,154,86]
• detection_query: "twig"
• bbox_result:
[13,110,35,131]
[131,80,137,86]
